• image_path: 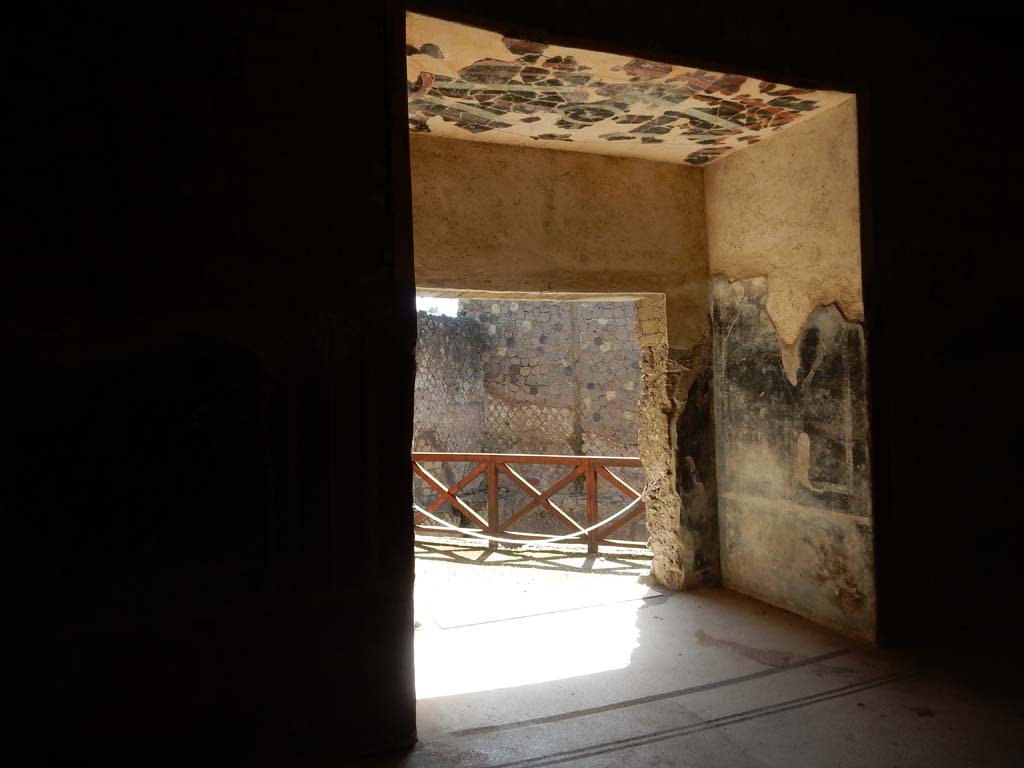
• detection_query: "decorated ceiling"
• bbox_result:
[407,13,852,166]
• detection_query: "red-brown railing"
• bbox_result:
[412,452,647,552]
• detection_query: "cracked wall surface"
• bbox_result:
[712,278,874,639]
[674,336,720,585]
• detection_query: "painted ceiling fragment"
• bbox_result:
[407,13,852,166]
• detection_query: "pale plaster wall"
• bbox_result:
[410,134,709,351]
[705,97,862,383]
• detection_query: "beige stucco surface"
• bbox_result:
[705,97,862,380]
[410,134,709,351]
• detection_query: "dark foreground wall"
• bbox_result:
[15,4,416,763]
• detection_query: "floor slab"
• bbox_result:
[360,541,1024,767]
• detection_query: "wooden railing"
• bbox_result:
[412,452,647,552]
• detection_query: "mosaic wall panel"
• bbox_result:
[413,300,649,541]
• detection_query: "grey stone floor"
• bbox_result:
[361,539,1024,767]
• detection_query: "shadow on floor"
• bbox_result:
[378,543,1024,767]
[414,537,652,578]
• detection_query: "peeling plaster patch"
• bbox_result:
[712,276,870,515]
[777,339,800,386]
[706,98,863,345]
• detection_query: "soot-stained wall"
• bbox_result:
[705,98,863,373]
[712,278,873,638]
[706,98,875,640]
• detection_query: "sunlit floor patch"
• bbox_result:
[414,542,658,699]
[415,600,644,699]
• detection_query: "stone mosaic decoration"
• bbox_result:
[412,299,650,541]
[407,12,852,166]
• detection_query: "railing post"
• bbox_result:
[487,459,499,550]
[585,462,598,554]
